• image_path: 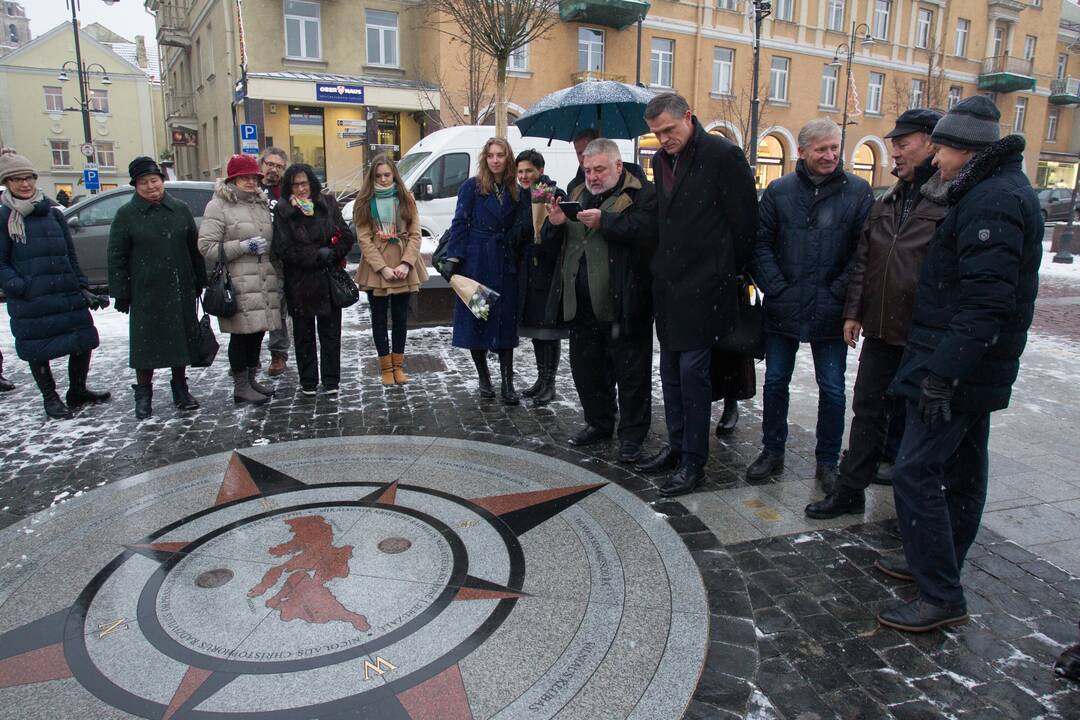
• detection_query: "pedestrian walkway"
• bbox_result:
[0,292,1077,718]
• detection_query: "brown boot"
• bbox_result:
[391,352,408,384]
[378,355,395,385]
[268,354,287,377]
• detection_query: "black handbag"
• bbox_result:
[202,239,238,317]
[327,264,360,309]
[432,227,453,281]
[192,301,219,368]
[714,274,765,359]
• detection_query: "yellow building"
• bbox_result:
[0,21,160,197]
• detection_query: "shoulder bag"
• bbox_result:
[714,273,765,359]
[202,238,238,317]
[191,298,220,367]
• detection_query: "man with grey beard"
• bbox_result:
[544,139,658,463]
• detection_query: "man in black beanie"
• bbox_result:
[876,96,1043,632]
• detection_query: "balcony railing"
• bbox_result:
[571,70,628,84]
[559,1,650,30]
[165,92,196,123]
[152,0,192,49]
[977,55,1035,93]
[1050,78,1080,105]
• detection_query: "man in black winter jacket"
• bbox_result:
[876,96,1042,633]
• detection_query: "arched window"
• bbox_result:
[852,143,876,185]
[8,24,17,43]
[756,135,785,189]
[709,126,734,142]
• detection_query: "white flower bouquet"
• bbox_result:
[450,275,500,321]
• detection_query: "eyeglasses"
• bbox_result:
[262,161,286,170]
[291,180,310,188]
[7,175,35,183]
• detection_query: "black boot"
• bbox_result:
[804,488,865,519]
[715,398,739,436]
[31,362,73,420]
[532,341,558,407]
[521,340,545,398]
[1054,638,1080,682]
[170,376,200,410]
[470,349,495,399]
[65,352,111,408]
[746,450,784,483]
[636,445,681,474]
[0,365,13,392]
[659,462,705,497]
[498,349,519,406]
[132,383,153,420]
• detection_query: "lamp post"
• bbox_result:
[749,1,771,173]
[1053,159,1080,264]
[829,22,874,162]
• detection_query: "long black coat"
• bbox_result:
[754,160,874,342]
[518,175,566,332]
[890,135,1042,414]
[652,118,759,351]
[272,194,356,318]
[0,199,99,362]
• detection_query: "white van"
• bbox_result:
[343,125,635,255]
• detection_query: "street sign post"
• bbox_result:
[80,143,95,159]
[83,168,100,191]
[239,123,259,155]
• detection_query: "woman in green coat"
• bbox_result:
[108,157,207,419]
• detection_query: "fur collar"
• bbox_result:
[947,135,1026,205]
[214,178,268,205]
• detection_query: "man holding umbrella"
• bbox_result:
[638,92,759,496]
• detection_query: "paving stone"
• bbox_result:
[851,667,922,704]
[820,687,886,720]
[878,645,940,678]
[976,680,1049,718]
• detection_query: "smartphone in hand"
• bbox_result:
[557,201,583,221]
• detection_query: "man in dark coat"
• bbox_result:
[750,119,874,487]
[109,156,207,419]
[544,138,657,463]
[806,108,947,520]
[259,147,291,377]
[876,97,1042,633]
[640,92,759,496]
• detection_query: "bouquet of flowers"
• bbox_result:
[531,181,557,204]
[450,274,500,321]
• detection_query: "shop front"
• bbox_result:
[1037,155,1078,189]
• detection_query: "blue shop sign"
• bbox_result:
[315,83,365,104]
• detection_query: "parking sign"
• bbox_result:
[83,168,100,191]
[239,123,259,154]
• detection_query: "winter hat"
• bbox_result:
[128,156,166,186]
[885,108,943,139]
[0,151,37,183]
[225,154,263,182]
[931,96,1001,150]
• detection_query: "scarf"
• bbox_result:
[1,189,44,244]
[291,195,315,216]
[370,184,399,240]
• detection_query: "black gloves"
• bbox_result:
[316,247,334,267]
[918,373,954,431]
[441,257,460,278]
[82,289,110,310]
[115,298,131,314]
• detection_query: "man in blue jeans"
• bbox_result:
[750,119,874,486]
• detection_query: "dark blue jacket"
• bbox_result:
[891,135,1042,413]
[447,177,530,350]
[754,161,874,341]
[0,198,99,362]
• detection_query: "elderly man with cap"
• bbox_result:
[874,97,1042,632]
[108,156,207,419]
[805,108,948,521]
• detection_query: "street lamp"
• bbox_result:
[829,22,874,163]
[749,1,772,174]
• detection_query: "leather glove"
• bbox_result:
[918,373,954,431]
[247,236,269,255]
[81,288,110,310]
[441,257,460,277]
[115,298,131,314]
[316,247,334,267]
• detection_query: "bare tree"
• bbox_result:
[423,0,560,137]
[923,0,951,110]
[711,70,770,154]
[887,76,913,118]
[419,37,496,128]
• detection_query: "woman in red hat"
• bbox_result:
[198,154,282,405]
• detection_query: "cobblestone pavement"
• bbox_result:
[1,260,1079,717]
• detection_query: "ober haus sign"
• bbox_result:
[315,83,365,104]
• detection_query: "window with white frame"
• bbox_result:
[769,57,790,101]
[1058,53,1068,80]
[1047,109,1058,142]
[873,0,890,40]
[867,72,884,114]
[954,18,969,57]
[43,86,63,112]
[774,0,793,22]
[820,64,839,108]
[827,0,845,32]
[910,78,925,108]
[915,9,932,49]
[88,88,109,113]
[717,0,738,10]
[1014,97,1026,132]
[1023,35,1037,62]
[95,141,115,168]
[508,43,528,72]
[651,38,674,87]
[947,85,962,109]
[713,47,734,95]
[365,9,399,67]
[50,139,71,166]
[992,26,1005,58]
[284,0,320,60]
[578,28,605,72]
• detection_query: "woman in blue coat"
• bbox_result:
[443,137,530,404]
[0,152,109,419]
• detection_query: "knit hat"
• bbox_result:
[128,156,166,186]
[225,154,263,182]
[885,108,943,139]
[931,96,1001,150]
[0,151,37,183]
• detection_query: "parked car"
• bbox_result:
[1037,187,1078,223]
[62,181,214,287]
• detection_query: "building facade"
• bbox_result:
[0,1,30,58]
[150,0,1077,190]
[0,22,161,197]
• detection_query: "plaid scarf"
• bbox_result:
[1,188,44,244]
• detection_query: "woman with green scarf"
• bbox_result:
[353,155,427,385]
